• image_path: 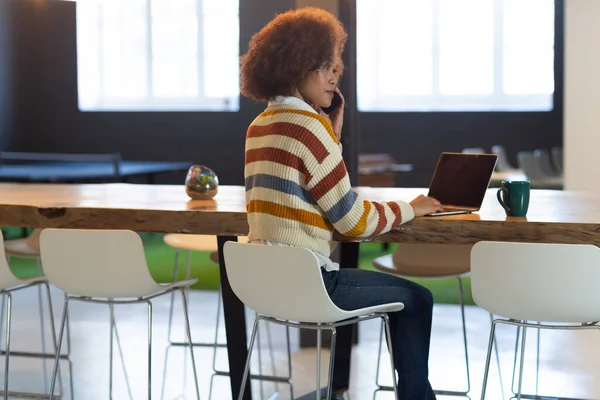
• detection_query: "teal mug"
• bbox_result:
[497,181,530,217]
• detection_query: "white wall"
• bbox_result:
[564,0,600,191]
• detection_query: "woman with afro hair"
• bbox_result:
[240,7,441,400]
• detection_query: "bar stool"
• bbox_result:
[472,241,600,400]
[162,234,290,400]
[1,229,77,397]
[372,244,503,397]
[40,229,202,399]
[0,230,67,398]
[224,242,403,400]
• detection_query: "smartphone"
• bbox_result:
[322,91,343,114]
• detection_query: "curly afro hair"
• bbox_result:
[240,7,347,102]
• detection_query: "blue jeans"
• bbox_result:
[321,268,436,400]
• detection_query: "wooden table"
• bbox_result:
[2,183,600,399]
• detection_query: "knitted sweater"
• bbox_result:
[244,96,415,260]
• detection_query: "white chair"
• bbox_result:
[161,234,287,400]
[39,229,202,399]
[223,242,404,400]
[472,241,600,400]
[372,244,503,397]
[462,147,487,154]
[1,229,77,397]
[0,230,66,398]
[492,145,516,172]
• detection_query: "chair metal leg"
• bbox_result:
[516,326,528,400]
[257,316,265,400]
[109,304,115,399]
[326,327,337,400]
[63,290,75,400]
[211,286,223,372]
[0,294,4,350]
[374,320,384,389]
[316,325,322,400]
[3,293,12,400]
[180,288,202,400]
[160,345,173,400]
[43,283,64,397]
[286,325,294,399]
[488,313,504,396]
[382,314,398,399]
[147,300,153,400]
[50,297,70,399]
[511,325,522,396]
[167,250,180,343]
[535,326,541,395]
[35,259,49,393]
[265,322,278,393]
[457,277,471,395]
[112,314,133,400]
[480,318,499,400]
[239,318,260,400]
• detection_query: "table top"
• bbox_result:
[1,183,599,245]
[0,161,191,181]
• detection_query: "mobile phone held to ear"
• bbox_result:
[322,91,343,114]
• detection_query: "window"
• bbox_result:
[357,0,555,112]
[76,0,239,112]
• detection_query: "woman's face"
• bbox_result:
[297,57,341,108]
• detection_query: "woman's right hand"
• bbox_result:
[409,195,444,217]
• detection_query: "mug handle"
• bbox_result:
[497,187,511,212]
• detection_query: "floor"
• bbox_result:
[0,285,599,400]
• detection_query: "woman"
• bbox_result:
[240,7,442,400]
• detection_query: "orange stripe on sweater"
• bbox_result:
[260,109,337,144]
[345,200,372,237]
[247,200,333,231]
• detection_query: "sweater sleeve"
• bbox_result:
[304,123,415,238]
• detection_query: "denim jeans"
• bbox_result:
[321,268,436,400]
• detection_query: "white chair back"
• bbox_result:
[40,229,162,298]
[223,242,352,323]
[534,149,558,177]
[471,241,600,323]
[491,144,514,171]
[0,231,26,290]
[462,147,486,154]
[551,146,563,174]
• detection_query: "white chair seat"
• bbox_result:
[373,252,470,278]
[164,234,248,252]
[41,229,198,299]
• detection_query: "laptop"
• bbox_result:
[426,152,498,216]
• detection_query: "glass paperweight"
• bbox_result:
[185,165,219,200]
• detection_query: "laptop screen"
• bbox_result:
[427,153,498,209]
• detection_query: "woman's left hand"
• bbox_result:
[314,88,345,142]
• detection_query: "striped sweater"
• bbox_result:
[244,96,415,262]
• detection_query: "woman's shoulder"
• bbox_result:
[254,104,337,145]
